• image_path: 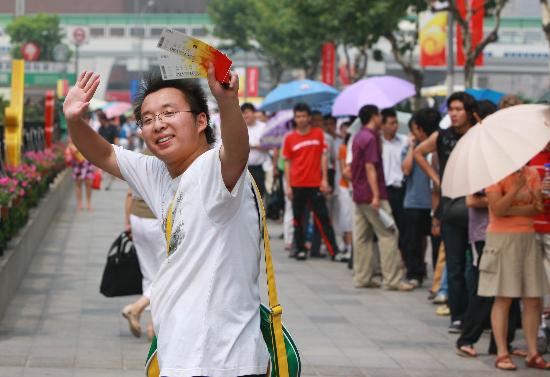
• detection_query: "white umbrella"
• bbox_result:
[442,104,550,198]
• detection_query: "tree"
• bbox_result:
[208,0,331,86]
[448,0,508,88]
[542,0,550,76]
[6,13,67,61]
[382,0,428,110]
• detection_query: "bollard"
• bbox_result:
[4,60,24,167]
[44,90,55,148]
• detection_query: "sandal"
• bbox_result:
[525,353,550,370]
[495,354,517,371]
[456,345,477,358]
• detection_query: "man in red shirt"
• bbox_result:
[283,103,340,260]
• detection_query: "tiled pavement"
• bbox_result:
[0,179,547,377]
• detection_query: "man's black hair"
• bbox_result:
[381,108,397,124]
[446,91,479,126]
[240,102,256,112]
[323,115,337,122]
[358,104,379,125]
[133,69,215,145]
[411,108,441,137]
[476,100,497,120]
[293,102,311,115]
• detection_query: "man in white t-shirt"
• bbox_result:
[241,102,268,197]
[381,107,408,257]
[63,67,270,377]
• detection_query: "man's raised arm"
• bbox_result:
[207,64,249,191]
[63,71,123,179]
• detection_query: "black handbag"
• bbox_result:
[100,232,143,297]
[441,196,469,228]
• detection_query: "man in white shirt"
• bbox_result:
[381,108,408,258]
[63,67,270,377]
[241,102,268,197]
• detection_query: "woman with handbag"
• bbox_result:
[479,167,550,370]
[122,183,164,341]
[65,135,96,212]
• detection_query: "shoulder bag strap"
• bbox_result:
[250,174,289,377]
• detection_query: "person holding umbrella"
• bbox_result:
[479,165,549,370]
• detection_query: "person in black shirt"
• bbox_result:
[413,92,478,334]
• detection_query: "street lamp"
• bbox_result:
[136,0,155,75]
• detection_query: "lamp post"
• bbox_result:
[136,0,155,76]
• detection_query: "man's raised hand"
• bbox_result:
[63,71,101,123]
[207,63,238,101]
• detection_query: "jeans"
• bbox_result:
[403,208,431,281]
[439,266,448,296]
[441,221,471,322]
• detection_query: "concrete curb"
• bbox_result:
[0,169,72,321]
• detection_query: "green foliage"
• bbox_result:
[5,13,69,61]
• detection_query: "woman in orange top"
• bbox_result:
[479,166,549,370]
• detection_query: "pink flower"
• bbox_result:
[9,187,15,193]
[19,189,25,197]
[21,181,28,187]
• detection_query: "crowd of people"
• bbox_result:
[62,65,550,373]
[239,92,550,371]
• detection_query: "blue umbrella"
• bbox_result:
[465,88,505,105]
[260,79,338,113]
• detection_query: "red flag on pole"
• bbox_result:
[456,0,484,66]
[321,42,335,86]
[246,67,259,97]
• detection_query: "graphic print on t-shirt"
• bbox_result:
[162,190,185,257]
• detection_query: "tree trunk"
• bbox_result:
[412,71,424,111]
[353,47,368,82]
[464,59,475,88]
[266,59,285,88]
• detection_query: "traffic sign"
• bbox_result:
[20,42,40,61]
[53,44,70,62]
[71,27,88,45]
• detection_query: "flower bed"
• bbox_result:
[0,143,66,253]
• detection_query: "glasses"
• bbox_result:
[137,110,194,128]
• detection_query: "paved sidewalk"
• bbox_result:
[0,179,547,377]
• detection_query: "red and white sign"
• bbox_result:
[20,42,40,61]
[456,0,484,66]
[321,42,336,86]
[246,67,259,97]
[71,26,88,45]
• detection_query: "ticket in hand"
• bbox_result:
[157,28,232,83]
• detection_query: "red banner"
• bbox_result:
[246,67,259,97]
[321,42,335,86]
[456,0,484,66]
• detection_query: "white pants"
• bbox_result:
[130,215,165,299]
[283,176,294,247]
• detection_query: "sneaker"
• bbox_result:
[436,304,451,316]
[448,320,463,334]
[334,250,351,262]
[295,250,307,260]
[386,280,414,291]
[433,293,448,305]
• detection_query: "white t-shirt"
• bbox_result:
[247,121,268,166]
[113,145,270,377]
[382,133,408,188]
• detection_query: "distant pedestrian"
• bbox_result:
[283,103,341,260]
[414,92,479,333]
[65,137,95,212]
[351,104,413,291]
[242,102,268,197]
[381,108,407,257]
[401,108,440,287]
[97,111,119,190]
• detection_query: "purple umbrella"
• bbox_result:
[332,76,415,116]
[260,110,294,148]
